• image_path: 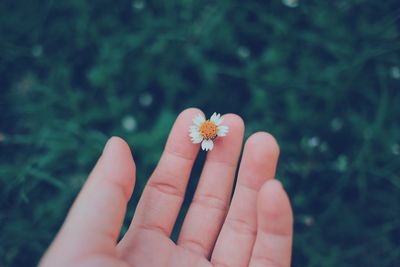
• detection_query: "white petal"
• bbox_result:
[189,131,201,138]
[211,113,224,125]
[201,140,207,150]
[193,114,206,126]
[210,112,220,124]
[201,139,214,151]
[217,125,229,136]
[189,127,200,136]
[216,116,224,125]
[189,125,199,132]
[189,125,203,143]
[189,128,199,136]
[189,132,201,139]
[191,135,203,144]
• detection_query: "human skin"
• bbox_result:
[39,108,293,267]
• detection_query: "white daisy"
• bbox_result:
[189,112,229,151]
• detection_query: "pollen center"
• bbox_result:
[199,120,217,140]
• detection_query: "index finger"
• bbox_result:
[119,108,202,254]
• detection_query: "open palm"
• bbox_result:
[40,108,293,267]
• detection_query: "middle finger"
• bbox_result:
[177,114,244,258]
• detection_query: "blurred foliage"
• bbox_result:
[1,0,400,266]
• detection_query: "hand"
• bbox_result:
[39,108,293,267]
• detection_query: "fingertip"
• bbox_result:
[179,107,204,120]
[105,136,133,153]
[99,136,136,198]
[165,108,204,158]
[237,132,280,189]
[246,132,280,158]
[258,180,293,235]
[258,179,283,201]
[222,113,245,141]
[104,136,136,169]
[223,113,245,134]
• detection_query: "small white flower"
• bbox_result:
[189,112,229,151]
[122,115,137,132]
[282,0,299,8]
[391,66,400,79]
[139,92,153,107]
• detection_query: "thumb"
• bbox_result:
[40,137,135,266]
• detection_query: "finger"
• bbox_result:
[41,137,135,265]
[249,180,293,267]
[120,108,202,248]
[177,114,244,258]
[211,132,280,267]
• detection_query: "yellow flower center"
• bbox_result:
[199,120,217,140]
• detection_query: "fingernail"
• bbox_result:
[102,136,116,154]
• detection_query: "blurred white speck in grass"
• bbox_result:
[307,136,320,148]
[392,143,400,155]
[331,117,343,131]
[132,0,145,10]
[390,66,400,79]
[237,46,250,59]
[32,45,43,57]
[0,132,5,142]
[302,215,315,226]
[122,115,137,132]
[282,0,299,8]
[336,155,348,172]
[139,92,153,107]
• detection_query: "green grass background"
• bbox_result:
[1,1,400,266]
